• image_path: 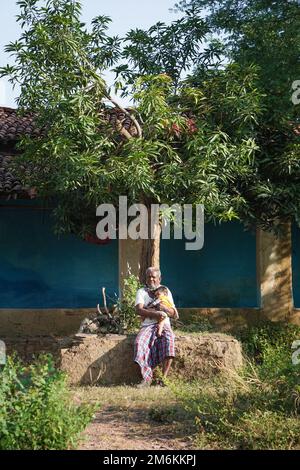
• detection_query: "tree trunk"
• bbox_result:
[138,203,161,284]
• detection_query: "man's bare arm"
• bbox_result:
[158,304,177,318]
[135,304,165,321]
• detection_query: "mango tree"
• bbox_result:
[1,0,264,281]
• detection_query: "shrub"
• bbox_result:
[116,274,142,333]
[159,321,300,449]
[238,321,300,413]
[229,409,300,450]
[236,321,300,362]
[0,354,97,450]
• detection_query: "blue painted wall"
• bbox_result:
[292,223,300,307]
[0,202,118,308]
[0,202,258,309]
[161,222,258,308]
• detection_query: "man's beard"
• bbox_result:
[147,281,160,290]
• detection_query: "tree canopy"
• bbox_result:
[175,0,300,119]
[0,0,299,250]
[173,0,300,231]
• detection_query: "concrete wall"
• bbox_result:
[0,308,91,336]
[119,238,142,291]
[176,220,300,330]
[117,221,300,331]
[0,201,118,309]
[291,224,300,308]
[160,222,258,308]
[257,224,293,321]
[1,206,300,335]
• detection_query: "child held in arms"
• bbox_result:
[149,286,179,337]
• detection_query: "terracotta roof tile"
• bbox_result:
[0,154,24,198]
[0,107,37,143]
[0,106,138,143]
[0,106,139,196]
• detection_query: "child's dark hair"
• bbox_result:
[154,286,168,295]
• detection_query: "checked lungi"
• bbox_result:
[134,323,175,382]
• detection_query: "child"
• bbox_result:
[149,286,178,337]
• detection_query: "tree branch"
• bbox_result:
[104,93,143,138]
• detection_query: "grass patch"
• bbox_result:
[72,384,173,409]
[147,321,300,449]
[73,321,300,450]
[174,317,215,334]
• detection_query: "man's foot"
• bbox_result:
[136,379,152,389]
[154,378,166,387]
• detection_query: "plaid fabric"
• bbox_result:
[134,323,175,382]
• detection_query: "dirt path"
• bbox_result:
[73,386,196,451]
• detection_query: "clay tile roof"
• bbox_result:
[0,106,138,143]
[0,154,24,198]
[0,107,38,143]
[0,106,139,197]
[294,125,300,136]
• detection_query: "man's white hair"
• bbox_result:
[146,266,161,278]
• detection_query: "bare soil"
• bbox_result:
[72,385,197,451]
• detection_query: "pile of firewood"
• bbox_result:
[78,288,124,335]
[78,312,123,335]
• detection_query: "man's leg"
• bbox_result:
[162,357,173,377]
[134,325,157,387]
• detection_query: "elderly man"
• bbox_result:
[134,267,178,388]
